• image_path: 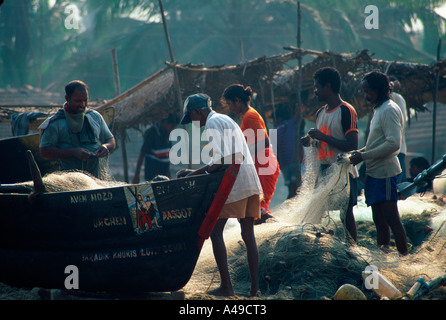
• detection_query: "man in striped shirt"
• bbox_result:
[132,114,177,183]
[301,67,359,243]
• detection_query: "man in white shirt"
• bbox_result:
[350,71,408,255]
[179,93,263,297]
[389,77,408,183]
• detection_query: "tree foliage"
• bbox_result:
[1,0,445,99]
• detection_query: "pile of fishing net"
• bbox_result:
[221,214,446,300]
[16,169,125,193]
[188,150,446,300]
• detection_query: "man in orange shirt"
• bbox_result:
[222,84,280,224]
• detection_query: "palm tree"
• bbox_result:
[0,0,81,88]
[2,0,446,99]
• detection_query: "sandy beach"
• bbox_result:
[182,191,446,301]
[0,172,445,301]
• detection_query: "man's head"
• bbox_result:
[180,93,212,127]
[409,157,430,178]
[389,76,401,93]
[160,113,178,133]
[65,80,89,114]
[313,67,341,101]
[362,71,390,105]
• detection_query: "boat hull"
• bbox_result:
[0,133,59,184]
[0,169,233,292]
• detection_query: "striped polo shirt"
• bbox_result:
[315,101,358,176]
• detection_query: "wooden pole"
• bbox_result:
[111,48,121,97]
[111,48,129,182]
[158,0,191,169]
[293,1,303,190]
[432,39,441,165]
[158,0,183,113]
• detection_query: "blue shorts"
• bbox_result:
[365,175,398,206]
[281,163,296,186]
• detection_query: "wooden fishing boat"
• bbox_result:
[0,151,241,293]
[0,133,59,184]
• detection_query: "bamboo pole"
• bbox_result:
[158,0,190,168]
[293,1,303,190]
[158,0,183,114]
[111,48,129,183]
[431,39,441,165]
[111,48,121,97]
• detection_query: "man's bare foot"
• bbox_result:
[250,289,260,297]
[207,286,235,297]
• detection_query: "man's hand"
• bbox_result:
[95,144,110,158]
[308,128,324,140]
[72,148,95,161]
[300,134,312,147]
[176,169,194,178]
[349,151,363,166]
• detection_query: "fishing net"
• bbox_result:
[16,166,124,193]
[276,146,350,228]
[186,147,446,300]
[2,147,446,300]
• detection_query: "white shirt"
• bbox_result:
[204,111,263,203]
[362,100,402,178]
[390,92,407,154]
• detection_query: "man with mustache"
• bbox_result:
[39,80,116,179]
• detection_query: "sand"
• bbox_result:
[1,170,445,300]
[182,191,446,300]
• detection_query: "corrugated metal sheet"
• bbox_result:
[405,103,446,162]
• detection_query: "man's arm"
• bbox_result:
[308,104,359,152]
[177,153,244,178]
[40,146,94,162]
[40,137,115,162]
[95,137,116,158]
[308,129,358,152]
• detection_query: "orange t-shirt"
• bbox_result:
[240,107,268,146]
[240,107,279,214]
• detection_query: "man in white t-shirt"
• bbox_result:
[179,93,263,297]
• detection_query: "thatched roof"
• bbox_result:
[101,48,446,133]
[272,48,446,120]
[3,49,446,133]
[98,52,295,131]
